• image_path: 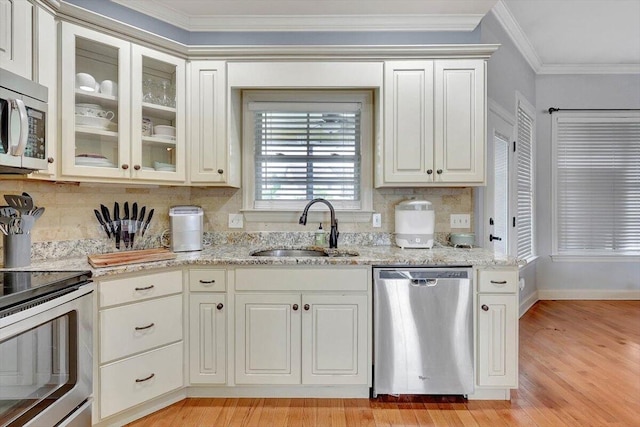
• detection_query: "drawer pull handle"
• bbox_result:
[135,373,155,383]
[135,323,155,331]
[481,304,489,311]
[217,303,224,310]
[134,285,155,291]
[199,279,216,284]
[490,280,508,285]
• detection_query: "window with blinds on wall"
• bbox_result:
[516,100,535,260]
[245,94,371,211]
[553,112,640,255]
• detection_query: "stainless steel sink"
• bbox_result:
[250,248,358,257]
[251,249,328,257]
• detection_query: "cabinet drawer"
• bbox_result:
[235,267,368,291]
[189,269,226,292]
[100,294,183,363]
[99,342,183,419]
[478,269,518,293]
[99,270,183,308]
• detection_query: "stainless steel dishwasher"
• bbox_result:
[373,267,474,396]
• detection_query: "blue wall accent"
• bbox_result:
[64,0,481,45]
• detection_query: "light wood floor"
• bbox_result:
[127,300,640,426]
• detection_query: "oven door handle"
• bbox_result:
[8,98,29,156]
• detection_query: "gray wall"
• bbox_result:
[480,11,538,311]
[535,74,640,295]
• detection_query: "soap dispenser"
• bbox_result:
[315,223,326,246]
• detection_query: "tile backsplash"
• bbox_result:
[0,180,473,246]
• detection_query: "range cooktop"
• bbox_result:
[0,270,92,314]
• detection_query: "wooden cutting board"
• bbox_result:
[88,248,176,268]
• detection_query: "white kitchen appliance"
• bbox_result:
[394,199,435,249]
[169,206,203,252]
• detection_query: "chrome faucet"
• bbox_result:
[299,198,339,248]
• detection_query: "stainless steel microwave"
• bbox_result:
[0,68,48,174]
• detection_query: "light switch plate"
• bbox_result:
[372,213,382,228]
[228,213,244,229]
[450,214,470,228]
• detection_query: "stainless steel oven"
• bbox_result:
[0,271,93,427]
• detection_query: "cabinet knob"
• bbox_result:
[304,304,310,311]
[217,169,224,174]
[436,169,443,174]
[481,304,489,312]
[292,304,299,311]
[134,164,141,170]
[216,303,224,310]
[121,164,129,170]
[47,157,54,164]
[427,169,433,175]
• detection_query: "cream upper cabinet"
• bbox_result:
[59,22,185,183]
[188,60,239,186]
[378,59,486,187]
[0,0,33,79]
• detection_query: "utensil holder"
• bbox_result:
[3,234,31,268]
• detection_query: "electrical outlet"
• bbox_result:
[372,213,382,228]
[228,213,244,229]
[450,214,471,228]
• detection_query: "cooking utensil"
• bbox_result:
[142,208,154,236]
[4,195,33,215]
[131,202,138,246]
[0,206,18,217]
[94,209,111,238]
[28,207,45,219]
[20,214,35,234]
[113,202,121,249]
[100,204,113,237]
[123,202,130,248]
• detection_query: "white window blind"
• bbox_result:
[516,102,535,260]
[250,102,361,204]
[554,113,640,254]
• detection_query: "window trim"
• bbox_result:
[551,110,640,259]
[241,90,374,223]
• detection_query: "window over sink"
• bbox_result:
[241,90,373,222]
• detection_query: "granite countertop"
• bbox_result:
[14,242,523,278]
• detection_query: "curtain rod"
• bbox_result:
[547,107,640,114]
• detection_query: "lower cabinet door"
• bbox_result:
[235,294,301,384]
[99,342,183,419]
[301,294,368,385]
[189,293,226,384]
[477,294,518,387]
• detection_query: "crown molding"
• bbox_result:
[490,0,542,73]
[537,63,640,75]
[186,44,500,59]
[111,0,484,32]
[186,14,485,32]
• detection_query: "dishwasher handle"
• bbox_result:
[410,278,438,287]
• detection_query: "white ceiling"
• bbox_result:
[112,0,640,74]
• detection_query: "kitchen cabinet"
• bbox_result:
[96,269,184,420]
[476,268,518,389]
[188,61,240,186]
[60,22,185,183]
[234,267,369,386]
[188,268,227,384]
[0,0,33,79]
[378,59,485,187]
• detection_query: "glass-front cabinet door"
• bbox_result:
[60,23,131,179]
[130,45,185,181]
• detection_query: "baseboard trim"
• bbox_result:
[519,291,539,318]
[538,289,640,300]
